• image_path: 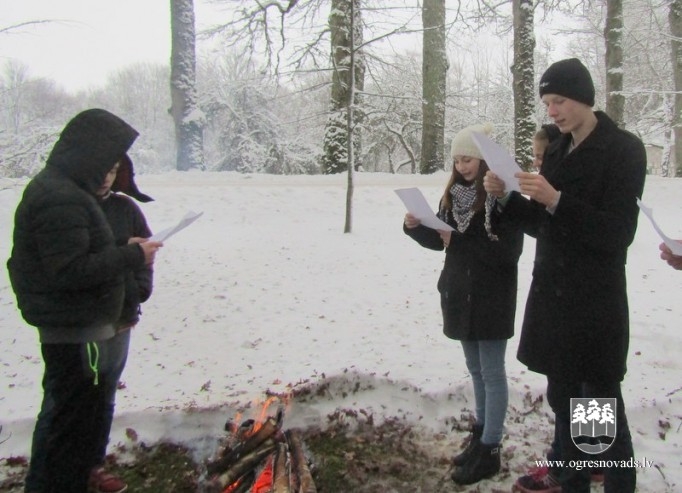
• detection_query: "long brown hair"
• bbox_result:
[440,158,490,213]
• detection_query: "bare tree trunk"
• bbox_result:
[170,0,204,171]
[420,0,447,174]
[670,0,682,176]
[605,0,624,127]
[512,0,535,171]
[323,0,364,175]
[344,0,357,233]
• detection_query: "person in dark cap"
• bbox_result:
[484,58,646,493]
[8,108,163,493]
[532,123,561,170]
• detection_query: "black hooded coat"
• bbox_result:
[7,109,147,340]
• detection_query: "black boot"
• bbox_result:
[451,441,501,485]
[452,423,483,466]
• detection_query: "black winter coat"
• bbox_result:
[504,111,646,382]
[404,205,524,341]
[100,193,154,329]
[7,109,147,340]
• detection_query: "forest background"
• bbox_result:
[2,0,681,184]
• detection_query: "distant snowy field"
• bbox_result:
[1,171,681,492]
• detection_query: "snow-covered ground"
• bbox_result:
[1,171,681,492]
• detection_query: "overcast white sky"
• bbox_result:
[0,0,218,92]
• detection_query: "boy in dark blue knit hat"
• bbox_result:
[484,58,646,493]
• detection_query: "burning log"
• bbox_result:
[208,416,280,476]
[204,402,316,493]
[286,430,317,493]
[207,438,276,491]
[222,471,254,493]
[271,442,291,493]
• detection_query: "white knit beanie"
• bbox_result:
[450,123,494,160]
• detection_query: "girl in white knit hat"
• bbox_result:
[403,123,524,486]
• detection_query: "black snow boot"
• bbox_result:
[451,423,483,466]
[451,441,501,485]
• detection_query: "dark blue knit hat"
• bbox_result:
[539,58,595,107]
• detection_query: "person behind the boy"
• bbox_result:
[403,123,524,485]
[532,123,560,170]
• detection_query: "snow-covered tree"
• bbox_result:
[361,51,422,173]
[670,0,682,175]
[170,0,205,171]
[197,51,321,174]
[420,0,447,174]
[87,63,174,173]
[512,0,535,170]
[322,0,365,175]
[605,0,624,127]
[0,61,74,177]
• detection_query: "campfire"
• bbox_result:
[205,398,317,493]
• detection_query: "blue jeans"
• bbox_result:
[546,377,636,493]
[460,339,508,445]
[24,331,131,493]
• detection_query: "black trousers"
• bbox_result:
[41,343,108,493]
[546,377,636,493]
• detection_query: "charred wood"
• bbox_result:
[286,430,317,493]
[272,442,291,493]
[208,438,276,490]
[208,417,279,475]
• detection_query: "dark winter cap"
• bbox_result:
[112,154,153,202]
[541,123,561,143]
[539,58,595,107]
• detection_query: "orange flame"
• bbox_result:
[222,475,244,493]
[251,455,274,493]
[221,395,291,492]
[239,395,290,437]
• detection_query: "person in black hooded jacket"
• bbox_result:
[7,108,162,493]
[22,153,156,493]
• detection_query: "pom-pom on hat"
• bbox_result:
[450,122,493,160]
[539,58,595,107]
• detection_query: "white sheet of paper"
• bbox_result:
[395,187,454,231]
[637,199,682,255]
[150,211,204,242]
[471,132,522,193]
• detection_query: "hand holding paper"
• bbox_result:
[471,132,522,193]
[637,199,682,256]
[395,188,453,231]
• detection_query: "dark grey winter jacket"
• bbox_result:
[7,109,147,343]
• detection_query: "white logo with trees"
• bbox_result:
[570,398,617,454]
